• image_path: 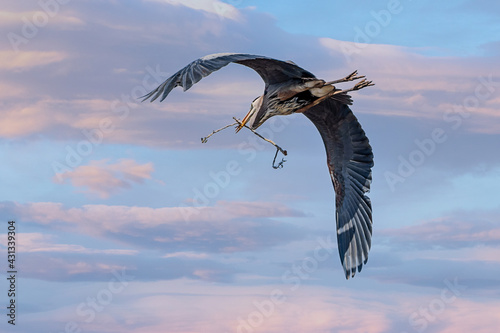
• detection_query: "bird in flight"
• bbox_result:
[143,53,374,279]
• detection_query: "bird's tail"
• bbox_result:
[330,91,353,105]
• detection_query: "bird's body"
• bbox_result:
[260,79,336,116]
[143,53,374,279]
[244,79,330,129]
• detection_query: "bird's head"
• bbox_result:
[236,95,266,132]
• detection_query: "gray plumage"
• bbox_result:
[304,100,373,278]
[143,53,374,279]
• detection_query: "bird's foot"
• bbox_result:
[332,78,374,95]
[324,70,366,85]
[352,78,375,90]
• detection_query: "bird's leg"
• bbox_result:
[330,78,374,95]
[295,78,374,114]
[324,70,365,85]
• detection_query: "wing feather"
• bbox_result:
[303,98,374,279]
[142,53,315,102]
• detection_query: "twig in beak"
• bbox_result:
[272,148,287,169]
[232,117,287,157]
[201,118,288,169]
[201,122,238,143]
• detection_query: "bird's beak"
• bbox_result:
[236,109,253,133]
[236,95,263,133]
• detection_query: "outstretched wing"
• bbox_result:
[303,98,373,279]
[142,53,316,102]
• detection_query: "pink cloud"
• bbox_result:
[17,200,303,229]
[13,274,500,332]
[1,0,498,148]
[62,282,395,333]
[20,254,129,279]
[0,10,84,28]
[0,82,25,98]
[7,200,305,252]
[0,232,137,255]
[413,298,500,333]
[319,38,500,126]
[380,212,500,250]
[0,99,66,137]
[54,159,154,198]
[0,50,67,70]
[163,251,209,259]
[0,98,109,138]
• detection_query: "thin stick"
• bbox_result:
[272,148,286,169]
[201,122,238,143]
[201,118,288,169]
[232,117,287,156]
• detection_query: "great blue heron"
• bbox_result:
[143,53,374,279]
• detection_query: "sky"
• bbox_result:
[0,0,499,332]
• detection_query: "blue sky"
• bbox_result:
[235,0,500,56]
[1,0,500,332]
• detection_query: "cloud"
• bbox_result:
[319,38,500,128]
[1,0,497,150]
[0,229,239,283]
[380,209,500,251]
[2,200,307,253]
[22,255,127,277]
[0,98,72,138]
[54,159,154,198]
[146,0,243,21]
[163,251,209,259]
[0,50,67,70]
[0,225,239,283]
[360,208,500,289]
[0,10,84,29]
[12,275,500,332]
[0,81,25,98]
[17,251,238,283]
[0,232,137,255]
[0,1,499,333]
